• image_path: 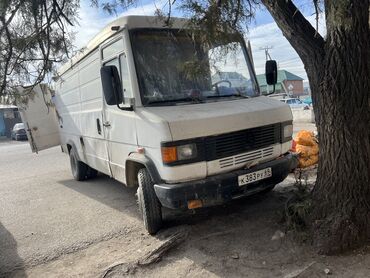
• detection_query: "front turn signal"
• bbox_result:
[161,146,177,163]
[188,199,203,209]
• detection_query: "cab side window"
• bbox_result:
[120,54,131,98]
[104,58,119,70]
[102,39,132,100]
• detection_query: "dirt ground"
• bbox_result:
[3,123,370,277]
[12,174,370,278]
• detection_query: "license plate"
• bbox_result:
[238,168,272,186]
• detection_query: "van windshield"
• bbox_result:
[130,29,258,106]
[14,123,24,129]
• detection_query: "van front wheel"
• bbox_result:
[137,168,163,234]
[69,148,88,181]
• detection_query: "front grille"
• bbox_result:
[219,146,274,168]
[205,123,281,161]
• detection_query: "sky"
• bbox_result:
[72,0,326,84]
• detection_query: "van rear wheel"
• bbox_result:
[69,148,88,181]
[86,167,98,179]
[137,168,163,234]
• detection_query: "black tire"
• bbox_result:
[86,167,98,179]
[137,168,163,234]
[69,148,88,181]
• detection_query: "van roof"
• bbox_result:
[58,15,188,75]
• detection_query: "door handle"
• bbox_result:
[96,118,101,134]
[103,121,111,127]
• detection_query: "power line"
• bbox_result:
[278,57,301,63]
[259,46,273,61]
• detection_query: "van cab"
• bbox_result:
[19,16,297,234]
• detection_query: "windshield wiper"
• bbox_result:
[146,97,202,106]
[206,93,250,99]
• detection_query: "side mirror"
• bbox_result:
[265,60,277,85]
[100,66,123,105]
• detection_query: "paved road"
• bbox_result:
[0,140,143,275]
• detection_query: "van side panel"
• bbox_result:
[78,51,110,175]
[55,50,111,176]
[55,68,82,158]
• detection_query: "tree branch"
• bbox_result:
[261,0,325,68]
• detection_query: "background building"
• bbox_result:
[212,72,250,88]
[256,70,304,97]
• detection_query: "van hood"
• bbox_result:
[141,96,292,141]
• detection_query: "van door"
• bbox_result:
[101,38,137,184]
[75,49,112,176]
[18,84,61,153]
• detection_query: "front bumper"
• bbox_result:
[15,133,27,140]
[154,153,298,209]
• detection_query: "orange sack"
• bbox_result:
[294,130,319,168]
[298,154,319,168]
[296,144,319,157]
[295,130,316,146]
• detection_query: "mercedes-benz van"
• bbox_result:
[19,16,297,234]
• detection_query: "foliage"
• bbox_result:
[0,0,79,103]
[284,185,313,232]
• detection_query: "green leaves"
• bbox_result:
[0,0,79,101]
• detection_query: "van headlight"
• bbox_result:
[282,122,293,142]
[161,143,199,165]
[177,144,197,160]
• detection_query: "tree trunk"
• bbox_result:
[311,0,370,254]
[262,0,370,254]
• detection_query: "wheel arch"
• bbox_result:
[125,153,162,187]
[66,140,81,160]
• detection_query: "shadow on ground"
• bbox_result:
[58,173,141,220]
[57,172,285,231]
[0,222,26,278]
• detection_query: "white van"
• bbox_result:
[20,16,297,234]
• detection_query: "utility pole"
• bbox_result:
[259,46,273,61]
[259,46,274,95]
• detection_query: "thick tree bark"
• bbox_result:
[262,0,370,254]
[311,0,370,254]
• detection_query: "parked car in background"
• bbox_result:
[11,123,27,141]
[279,98,309,110]
[268,93,288,100]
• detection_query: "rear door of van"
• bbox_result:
[18,84,61,153]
